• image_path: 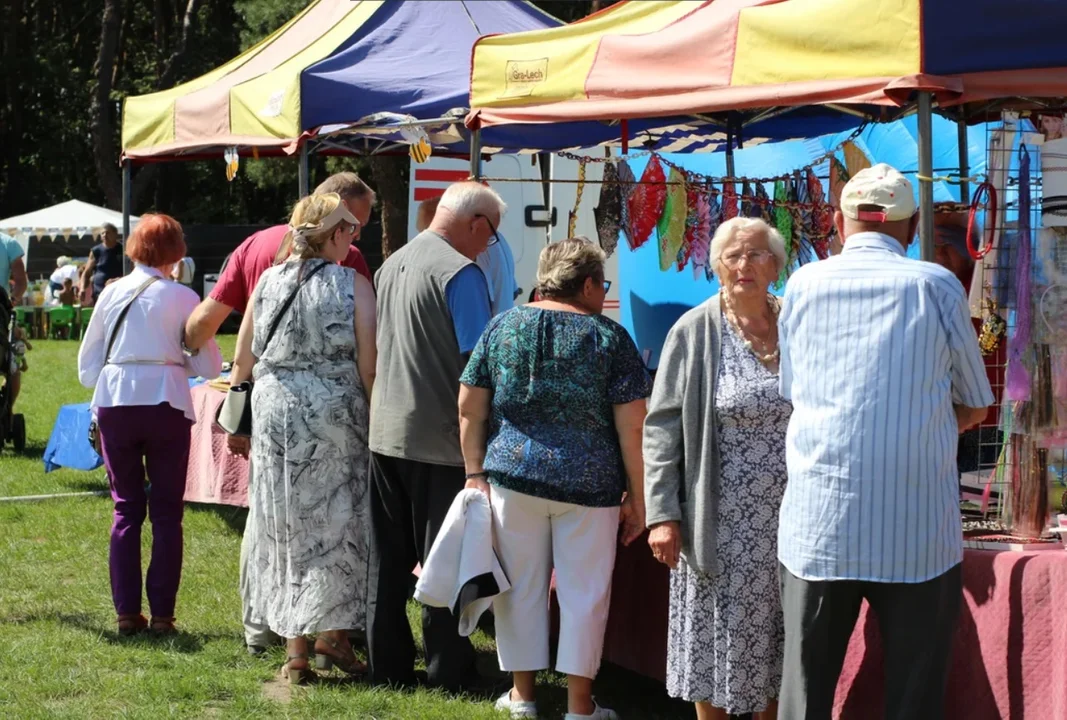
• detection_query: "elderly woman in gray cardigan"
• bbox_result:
[644,217,793,720]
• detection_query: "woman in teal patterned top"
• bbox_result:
[459,238,650,720]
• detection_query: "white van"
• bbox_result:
[407,153,620,322]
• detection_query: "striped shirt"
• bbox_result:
[777,232,994,583]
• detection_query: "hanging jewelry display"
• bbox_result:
[617,159,637,250]
[594,160,622,256]
[657,167,688,271]
[568,159,587,239]
[626,155,666,250]
[1006,145,1034,403]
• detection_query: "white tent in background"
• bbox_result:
[0,200,141,264]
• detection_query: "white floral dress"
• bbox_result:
[665,310,792,714]
[244,260,370,638]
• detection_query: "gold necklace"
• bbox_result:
[722,294,780,364]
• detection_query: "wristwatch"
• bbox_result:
[180,328,199,357]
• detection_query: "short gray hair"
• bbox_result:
[709,217,788,272]
[536,236,606,299]
[438,182,507,220]
[315,172,377,207]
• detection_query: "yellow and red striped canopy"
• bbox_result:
[468,0,1067,129]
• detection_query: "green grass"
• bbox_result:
[0,338,687,719]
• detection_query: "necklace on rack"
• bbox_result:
[722,292,780,364]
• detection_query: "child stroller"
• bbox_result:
[0,288,26,452]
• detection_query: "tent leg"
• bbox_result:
[470,129,483,180]
[298,144,310,198]
[957,118,970,204]
[122,159,132,275]
[725,142,736,179]
[917,92,935,262]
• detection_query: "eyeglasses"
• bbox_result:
[603,280,612,292]
[721,250,774,268]
[475,214,501,246]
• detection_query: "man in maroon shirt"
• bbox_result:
[181,172,375,655]
[183,172,374,349]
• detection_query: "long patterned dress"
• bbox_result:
[665,310,792,715]
[244,259,370,639]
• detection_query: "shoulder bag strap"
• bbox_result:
[262,260,330,351]
[104,276,160,364]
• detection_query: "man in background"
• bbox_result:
[367,182,502,691]
[80,223,124,306]
[417,194,518,316]
[184,172,374,351]
[182,172,375,656]
[932,207,1006,481]
[1,231,27,407]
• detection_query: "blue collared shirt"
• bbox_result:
[777,232,994,583]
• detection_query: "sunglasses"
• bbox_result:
[474,214,501,246]
[603,280,612,292]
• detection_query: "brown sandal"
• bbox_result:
[149,616,177,635]
[283,653,316,686]
[117,614,148,636]
[313,635,367,675]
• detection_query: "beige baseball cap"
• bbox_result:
[840,163,917,223]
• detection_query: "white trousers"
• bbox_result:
[490,485,620,680]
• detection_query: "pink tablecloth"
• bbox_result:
[183,384,249,508]
[601,545,1067,720]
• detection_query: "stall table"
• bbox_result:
[601,541,1067,720]
[184,383,249,507]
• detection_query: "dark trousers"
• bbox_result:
[97,403,192,619]
[778,563,962,720]
[366,452,477,690]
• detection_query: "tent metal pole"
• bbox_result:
[470,128,483,180]
[957,118,970,204]
[917,92,935,262]
[725,138,736,178]
[122,159,132,275]
[298,143,310,198]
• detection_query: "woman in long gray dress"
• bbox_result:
[228,192,377,685]
[644,217,792,720]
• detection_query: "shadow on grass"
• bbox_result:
[186,503,248,536]
[3,611,240,653]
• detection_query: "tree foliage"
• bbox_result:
[0,0,611,235]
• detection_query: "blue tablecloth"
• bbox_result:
[43,377,213,473]
[42,402,101,473]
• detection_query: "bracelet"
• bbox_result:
[465,471,489,480]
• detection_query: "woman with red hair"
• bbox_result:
[78,213,222,636]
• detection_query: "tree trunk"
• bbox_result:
[369,154,410,258]
[90,0,123,209]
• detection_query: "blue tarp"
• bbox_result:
[620,115,996,367]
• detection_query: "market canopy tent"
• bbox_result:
[0,200,139,239]
[468,0,1067,129]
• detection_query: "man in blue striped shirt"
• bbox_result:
[776,164,994,720]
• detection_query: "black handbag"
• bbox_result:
[215,260,329,437]
[88,276,161,455]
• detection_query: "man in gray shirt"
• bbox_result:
[367,181,504,691]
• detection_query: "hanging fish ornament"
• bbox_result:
[658,167,688,271]
[697,187,724,281]
[722,181,739,221]
[594,160,622,256]
[627,155,666,250]
[679,182,703,271]
[755,182,773,225]
[617,159,637,249]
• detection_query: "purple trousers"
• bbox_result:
[97,403,192,618]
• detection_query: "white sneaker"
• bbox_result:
[563,701,619,720]
[494,690,538,719]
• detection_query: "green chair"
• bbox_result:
[48,306,75,340]
[13,307,31,336]
[79,306,93,339]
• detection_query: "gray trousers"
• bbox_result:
[778,563,962,720]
